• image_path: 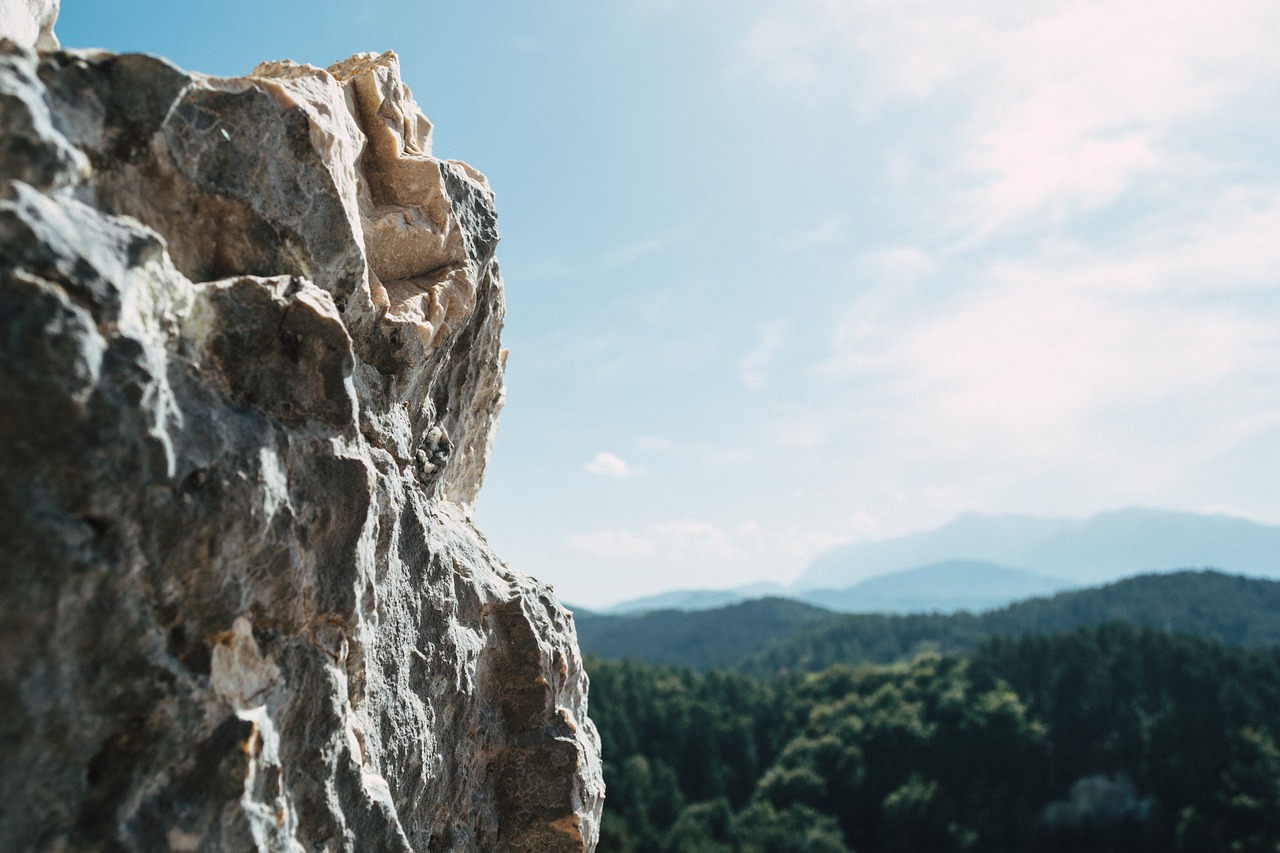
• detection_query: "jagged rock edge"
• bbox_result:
[0,14,602,853]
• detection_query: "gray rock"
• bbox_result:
[0,22,602,853]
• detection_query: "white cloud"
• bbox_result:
[772,525,853,560]
[952,0,1280,236]
[812,219,1280,514]
[568,521,737,565]
[585,451,632,477]
[846,507,882,540]
[735,0,1280,238]
[652,520,748,562]
[892,283,1278,455]
[745,0,1280,515]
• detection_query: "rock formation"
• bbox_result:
[0,0,57,51]
[0,5,603,851]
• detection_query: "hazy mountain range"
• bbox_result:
[575,570,1280,672]
[593,507,1280,615]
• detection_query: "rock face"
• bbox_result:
[0,14,603,853]
[0,0,57,51]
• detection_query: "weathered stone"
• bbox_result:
[0,11,602,852]
[0,0,57,51]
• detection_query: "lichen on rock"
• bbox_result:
[0,9,602,852]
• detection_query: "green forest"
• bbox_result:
[584,575,1280,851]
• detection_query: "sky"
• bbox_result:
[58,1,1280,608]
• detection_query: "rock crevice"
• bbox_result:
[0,11,602,852]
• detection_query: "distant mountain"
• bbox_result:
[596,509,1280,617]
[603,582,788,615]
[790,560,1077,614]
[796,507,1280,589]
[605,589,747,614]
[572,597,832,670]
[576,570,1280,674]
[601,563,1070,615]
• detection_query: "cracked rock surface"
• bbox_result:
[0,14,602,853]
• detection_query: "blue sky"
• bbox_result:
[60,1,1280,608]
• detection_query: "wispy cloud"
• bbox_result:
[735,0,1280,239]
[811,218,1280,514]
[569,520,745,564]
[600,217,707,270]
[568,519,850,567]
[569,529,655,559]
[585,451,634,477]
[600,232,678,269]
[515,220,703,282]
[730,0,1280,530]
[950,0,1280,237]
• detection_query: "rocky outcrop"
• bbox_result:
[0,11,602,852]
[0,0,57,51]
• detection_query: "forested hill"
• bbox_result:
[573,597,833,671]
[574,570,1280,673]
[589,627,1280,852]
[983,568,1280,641]
[746,570,1280,676]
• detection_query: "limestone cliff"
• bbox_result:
[0,6,603,851]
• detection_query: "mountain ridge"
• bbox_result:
[576,569,1280,673]
[591,507,1280,615]
[796,560,1076,613]
[797,506,1280,589]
